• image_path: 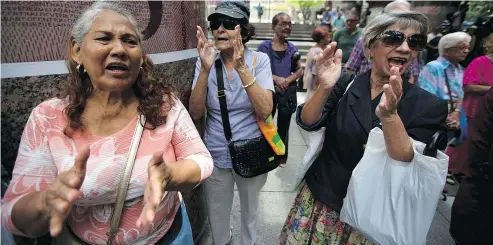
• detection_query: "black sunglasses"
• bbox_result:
[210,19,239,30]
[376,30,427,51]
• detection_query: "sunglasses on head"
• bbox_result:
[376,30,427,51]
[210,19,239,30]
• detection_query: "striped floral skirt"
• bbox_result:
[278,182,374,245]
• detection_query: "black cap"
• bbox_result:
[207,1,250,23]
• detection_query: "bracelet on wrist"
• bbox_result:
[243,78,256,89]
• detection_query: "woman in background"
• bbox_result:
[450,87,493,245]
[462,33,493,124]
[304,26,332,100]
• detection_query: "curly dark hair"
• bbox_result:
[240,23,256,44]
[62,37,175,137]
[484,33,493,55]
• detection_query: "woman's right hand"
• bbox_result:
[315,42,343,90]
[42,146,90,237]
[196,26,216,72]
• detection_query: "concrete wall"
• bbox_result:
[1,0,207,242]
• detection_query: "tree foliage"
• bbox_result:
[465,1,493,21]
[286,0,325,20]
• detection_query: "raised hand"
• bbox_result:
[44,146,90,237]
[315,42,343,90]
[136,152,172,230]
[376,67,403,120]
[196,26,216,72]
[231,25,246,70]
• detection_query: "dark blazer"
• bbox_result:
[297,70,448,211]
[450,87,493,245]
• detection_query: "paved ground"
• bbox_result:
[200,92,457,245]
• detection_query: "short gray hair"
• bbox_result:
[438,32,471,56]
[383,0,411,13]
[362,11,428,50]
[72,2,141,45]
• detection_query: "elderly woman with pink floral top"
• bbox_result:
[1,2,212,245]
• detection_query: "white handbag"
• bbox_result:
[340,127,449,245]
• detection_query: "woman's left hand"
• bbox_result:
[376,67,403,120]
[232,25,246,70]
[136,152,172,230]
[446,112,460,129]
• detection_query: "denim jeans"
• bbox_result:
[157,201,194,245]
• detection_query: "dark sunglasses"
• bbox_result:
[376,30,427,51]
[210,19,239,30]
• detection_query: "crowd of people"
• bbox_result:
[1,1,492,245]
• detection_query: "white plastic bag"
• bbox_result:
[340,128,449,245]
[293,127,325,189]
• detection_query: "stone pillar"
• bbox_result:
[1,1,208,243]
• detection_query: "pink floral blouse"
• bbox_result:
[2,97,213,244]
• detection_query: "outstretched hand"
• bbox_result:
[196,26,216,72]
[136,152,172,230]
[46,146,90,237]
[315,42,343,90]
[376,67,403,120]
[231,25,247,70]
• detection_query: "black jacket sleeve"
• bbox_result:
[296,71,355,131]
[406,94,448,144]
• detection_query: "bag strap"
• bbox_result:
[252,52,257,75]
[443,68,455,110]
[216,53,258,143]
[107,115,146,245]
[216,59,233,143]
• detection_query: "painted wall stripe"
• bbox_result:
[1,48,198,79]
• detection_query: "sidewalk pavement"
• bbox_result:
[200,92,457,245]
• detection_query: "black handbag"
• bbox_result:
[275,84,298,115]
[269,41,299,116]
[215,59,280,178]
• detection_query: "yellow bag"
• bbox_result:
[252,52,286,156]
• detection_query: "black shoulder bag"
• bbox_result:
[215,59,280,178]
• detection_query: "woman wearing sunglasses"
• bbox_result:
[279,11,447,244]
[189,1,274,245]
